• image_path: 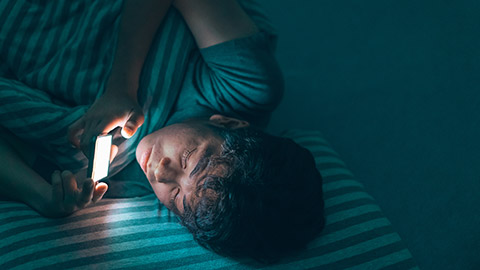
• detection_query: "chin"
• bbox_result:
[135,139,146,164]
[135,148,141,164]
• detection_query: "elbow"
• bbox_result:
[260,59,284,111]
[246,56,284,113]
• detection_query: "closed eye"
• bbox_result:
[170,187,181,213]
[182,148,197,169]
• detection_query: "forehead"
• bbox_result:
[154,120,223,140]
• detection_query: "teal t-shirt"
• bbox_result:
[108,30,284,197]
[0,0,283,197]
[167,30,283,128]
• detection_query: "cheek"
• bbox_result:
[150,183,170,205]
[136,137,149,162]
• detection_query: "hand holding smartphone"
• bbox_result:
[87,135,112,182]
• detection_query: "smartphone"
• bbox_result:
[87,134,112,182]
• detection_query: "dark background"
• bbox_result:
[262,0,480,269]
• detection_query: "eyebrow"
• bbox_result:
[180,146,214,215]
[189,146,212,179]
[181,195,187,215]
[170,192,187,216]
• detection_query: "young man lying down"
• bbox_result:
[0,0,325,262]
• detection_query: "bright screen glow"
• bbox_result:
[92,135,112,182]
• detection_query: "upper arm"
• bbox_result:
[173,0,259,49]
[190,31,284,126]
[172,0,284,126]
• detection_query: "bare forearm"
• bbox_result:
[173,0,258,49]
[0,134,50,214]
[1,132,107,218]
[69,1,173,149]
[108,0,173,98]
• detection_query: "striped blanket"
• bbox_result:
[0,0,276,176]
[0,130,418,269]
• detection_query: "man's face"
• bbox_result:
[135,118,224,215]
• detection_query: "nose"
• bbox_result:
[154,157,176,183]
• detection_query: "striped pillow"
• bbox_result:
[0,130,418,269]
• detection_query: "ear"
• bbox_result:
[209,114,250,130]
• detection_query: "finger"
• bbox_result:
[110,145,118,163]
[101,118,124,136]
[77,179,94,208]
[61,170,78,207]
[121,110,145,138]
[92,182,108,203]
[81,118,123,157]
[51,170,63,203]
[80,119,103,157]
[68,118,85,149]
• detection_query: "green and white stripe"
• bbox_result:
[0,131,418,269]
[0,0,277,176]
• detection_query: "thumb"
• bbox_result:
[93,182,108,203]
[110,144,118,163]
[121,110,145,139]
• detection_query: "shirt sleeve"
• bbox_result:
[189,30,284,127]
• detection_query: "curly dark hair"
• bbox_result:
[180,126,325,263]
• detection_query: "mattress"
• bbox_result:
[0,130,418,269]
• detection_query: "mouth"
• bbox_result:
[140,147,152,174]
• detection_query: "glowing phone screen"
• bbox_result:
[89,135,112,182]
